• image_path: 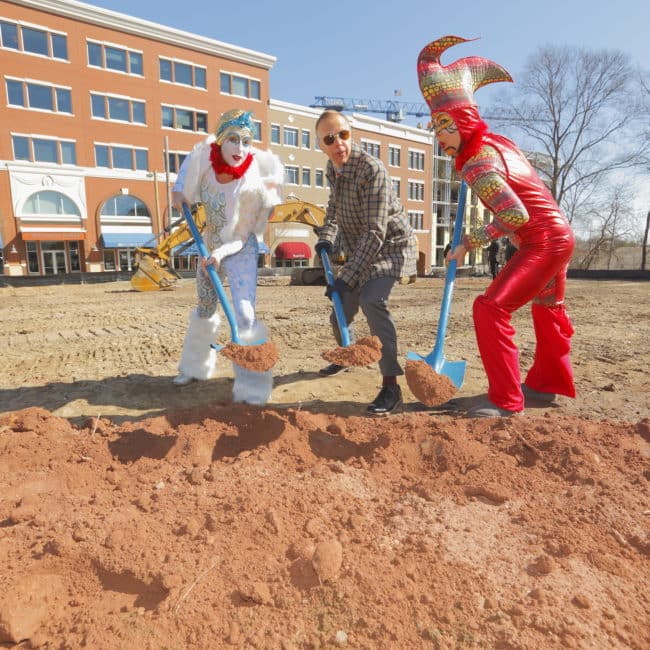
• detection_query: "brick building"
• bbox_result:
[1,0,476,279]
[0,0,275,277]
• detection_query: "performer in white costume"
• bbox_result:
[171,109,283,403]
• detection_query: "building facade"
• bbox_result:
[1,0,481,279]
[0,0,275,277]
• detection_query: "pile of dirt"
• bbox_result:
[1,405,648,649]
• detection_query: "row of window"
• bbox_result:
[12,134,148,171]
[271,123,427,171]
[11,134,434,193]
[20,189,150,219]
[1,18,261,98]
[271,125,314,149]
[5,78,263,135]
[284,166,325,188]
[408,211,425,231]
[0,19,67,59]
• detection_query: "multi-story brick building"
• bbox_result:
[1,0,478,279]
[0,0,275,277]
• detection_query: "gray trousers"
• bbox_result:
[329,276,402,377]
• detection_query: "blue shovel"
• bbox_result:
[181,203,265,351]
[320,249,352,347]
[406,181,468,389]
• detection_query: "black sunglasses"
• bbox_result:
[322,130,351,146]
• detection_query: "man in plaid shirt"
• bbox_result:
[314,110,417,414]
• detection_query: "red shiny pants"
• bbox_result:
[473,233,575,412]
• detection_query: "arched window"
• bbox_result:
[23,190,81,216]
[100,195,150,218]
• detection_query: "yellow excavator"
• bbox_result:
[130,205,207,291]
[130,197,331,291]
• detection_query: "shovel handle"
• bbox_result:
[320,250,352,347]
[430,181,468,365]
[181,203,242,344]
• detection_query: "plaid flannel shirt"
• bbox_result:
[318,144,417,288]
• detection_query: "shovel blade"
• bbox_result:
[406,351,466,390]
[439,359,466,389]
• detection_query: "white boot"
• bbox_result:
[232,320,273,404]
[232,365,273,404]
[176,309,221,383]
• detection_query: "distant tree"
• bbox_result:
[488,45,649,241]
[575,184,636,269]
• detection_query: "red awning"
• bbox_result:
[274,242,312,260]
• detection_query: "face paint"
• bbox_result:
[220,132,252,167]
[432,112,461,157]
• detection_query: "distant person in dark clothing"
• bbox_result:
[487,239,500,279]
[443,242,452,266]
[504,237,517,263]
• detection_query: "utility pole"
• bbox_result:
[164,136,172,231]
[642,209,649,271]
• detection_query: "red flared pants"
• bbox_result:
[473,229,576,412]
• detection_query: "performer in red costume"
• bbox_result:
[417,36,576,417]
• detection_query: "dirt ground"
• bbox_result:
[0,276,648,649]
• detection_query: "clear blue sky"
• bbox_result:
[89,0,648,119]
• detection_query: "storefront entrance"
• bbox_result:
[41,244,68,275]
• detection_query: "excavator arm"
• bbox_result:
[130,205,206,291]
[131,198,328,291]
[268,196,326,231]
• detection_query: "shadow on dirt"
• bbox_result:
[0,371,386,425]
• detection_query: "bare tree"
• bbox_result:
[575,184,635,269]
[489,45,649,233]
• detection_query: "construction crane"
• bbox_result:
[310,96,528,125]
[310,96,430,123]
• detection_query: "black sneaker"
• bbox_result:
[319,363,348,377]
[367,385,403,415]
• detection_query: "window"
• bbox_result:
[161,105,207,132]
[6,78,72,114]
[285,165,299,185]
[101,194,150,218]
[166,151,188,174]
[12,135,77,165]
[1,19,68,60]
[91,93,145,124]
[283,127,298,147]
[408,149,425,170]
[27,242,39,273]
[388,145,401,167]
[302,167,311,186]
[271,124,280,144]
[87,40,143,76]
[361,140,380,158]
[252,120,262,142]
[94,143,149,171]
[391,178,401,197]
[408,210,424,230]
[23,190,80,216]
[159,57,207,89]
[408,180,425,201]
[301,129,311,149]
[315,169,324,188]
[220,72,261,99]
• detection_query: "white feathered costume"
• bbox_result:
[173,130,283,400]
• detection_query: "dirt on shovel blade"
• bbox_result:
[321,335,382,367]
[221,340,279,372]
[405,359,458,406]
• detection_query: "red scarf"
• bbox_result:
[210,142,253,179]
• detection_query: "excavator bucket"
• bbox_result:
[130,254,180,291]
